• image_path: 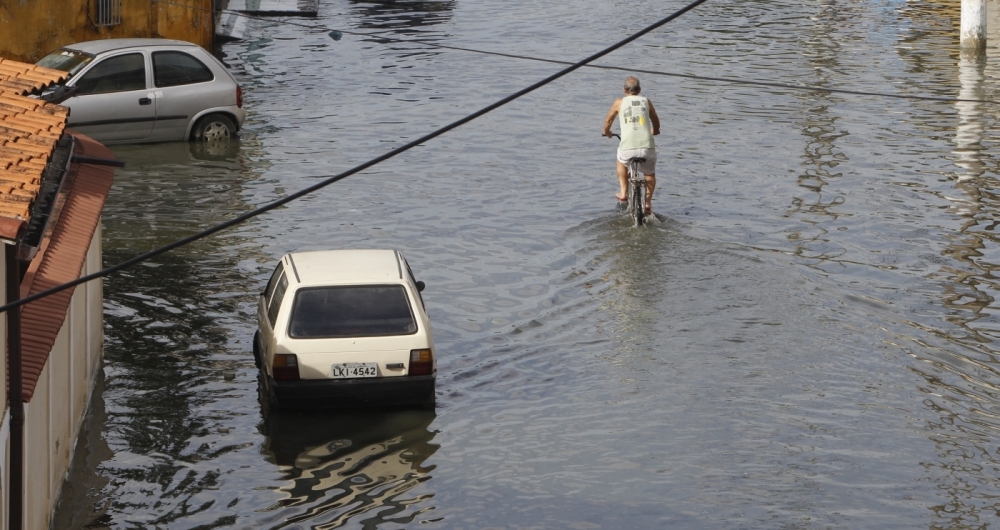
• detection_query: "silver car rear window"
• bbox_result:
[152,51,215,87]
[289,285,417,338]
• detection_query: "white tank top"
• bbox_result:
[618,95,655,151]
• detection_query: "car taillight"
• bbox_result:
[236,85,243,108]
[409,349,433,376]
[273,354,299,381]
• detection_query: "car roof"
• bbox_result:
[285,249,405,287]
[60,38,200,55]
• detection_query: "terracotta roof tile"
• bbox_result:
[0,78,37,90]
[0,179,31,189]
[7,142,51,156]
[0,70,67,223]
[0,176,39,189]
[0,65,27,75]
[28,65,68,81]
[1,122,43,136]
[0,204,28,218]
[10,136,53,147]
[0,59,67,96]
[2,145,46,159]
[7,115,57,129]
[0,97,38,112]
[17,134,115,402]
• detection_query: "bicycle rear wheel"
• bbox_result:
[628,160,645,226]
[628,180,645,226]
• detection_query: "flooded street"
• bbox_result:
[53,0,1000,527]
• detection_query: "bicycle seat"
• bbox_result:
[630,157,646,164]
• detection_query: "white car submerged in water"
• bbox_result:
[254,249,436,410]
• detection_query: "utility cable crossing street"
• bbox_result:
[0,0,712,315]
[152,0,997,105]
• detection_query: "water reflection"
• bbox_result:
[51,138,267,528]
[786,1,848,265]
[891,4,1000,526]
[259,408,438,528]
[943,51,995,341]
[349,0,456,31]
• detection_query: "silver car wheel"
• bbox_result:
[193,113,237,142]
[202,121,232,141]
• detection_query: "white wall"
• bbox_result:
[0,223,104,530]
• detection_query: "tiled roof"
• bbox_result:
[0,58,70,234]
[0,59,67,96]
[19,133,115,402]
[0,58,117,403]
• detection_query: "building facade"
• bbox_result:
[0,0,214,63]
[0,59,115,529]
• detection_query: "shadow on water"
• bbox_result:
[256,407,439,528]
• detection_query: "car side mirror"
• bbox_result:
[416,281,425,292]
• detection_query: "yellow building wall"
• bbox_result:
[0,0,213,63]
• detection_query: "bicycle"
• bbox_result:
[609,134,647,226]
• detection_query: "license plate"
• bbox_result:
[331,362,378,378]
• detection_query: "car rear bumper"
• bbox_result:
[272,374,435,409]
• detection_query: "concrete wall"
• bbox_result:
[0,0,213,63]
[0,244,7,530]
[4,225,104,530]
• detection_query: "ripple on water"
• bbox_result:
[53,0,1000,527]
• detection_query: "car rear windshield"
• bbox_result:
[289,285,417,338]
[36,49,94,77]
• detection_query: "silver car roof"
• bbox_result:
[61,38,200,55]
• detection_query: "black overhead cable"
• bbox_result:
[0,0,711,316]
[331,30,991,105]
[152,0,990,104]
[181,2,993,105]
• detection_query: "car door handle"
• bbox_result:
[139,97,151,105]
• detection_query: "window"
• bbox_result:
[153,51,215,87]
[404,259,425,309]
[267,273,288,328]
[264,262,285,306]
[74,53,145,95]
[289,286,417,338]
[36,49,94,77]
[94,0,122,26]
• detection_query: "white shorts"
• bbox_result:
[617,148,657,175]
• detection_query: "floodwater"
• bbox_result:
[53,0,1000,528]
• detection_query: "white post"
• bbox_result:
[961,0,987,52]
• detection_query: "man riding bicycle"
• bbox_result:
[602,76,661,214]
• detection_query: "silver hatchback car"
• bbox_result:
[36,38,246,144]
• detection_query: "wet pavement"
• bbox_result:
[53,0,1000,528]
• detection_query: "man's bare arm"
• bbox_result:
[603,98,622,137]
[648,99,661,135]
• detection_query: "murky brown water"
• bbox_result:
[53,0,1000,528]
